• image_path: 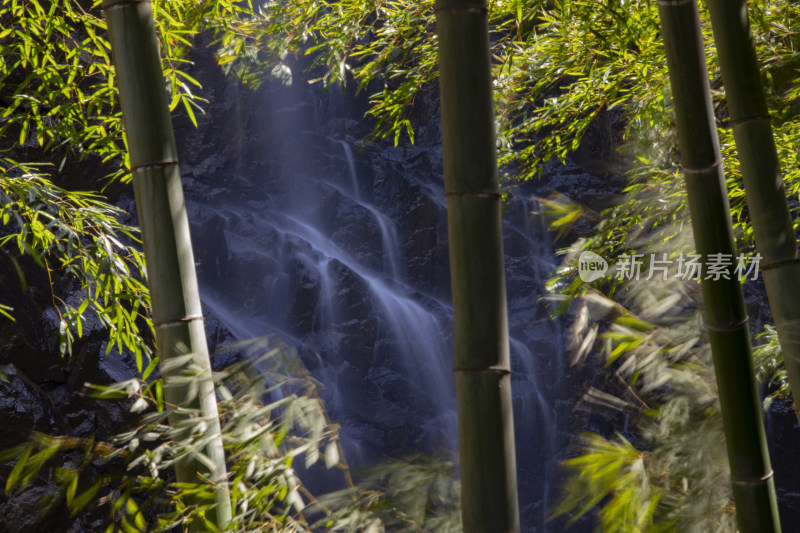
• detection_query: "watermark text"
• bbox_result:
[577,251,761,283]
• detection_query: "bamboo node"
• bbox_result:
[434,6,487,14]
[760,257,800,271]
[730,113,772,127]
[102,0,149,9]
[731,470,774,486]
[131,159,180,173]
[444,190,501,198]
[704,316,749,332]
[453,367,510,375]
[682,159,723,174]
[155,315,204,329]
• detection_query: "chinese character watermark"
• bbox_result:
[577,251,761,283]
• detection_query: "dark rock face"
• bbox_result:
[0,365,57,450]
[0,267,141,531]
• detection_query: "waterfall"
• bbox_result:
[189,140,459,459]
[185,80,566,531]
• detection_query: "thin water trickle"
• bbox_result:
[365,205,402,280]
[337,139,360,201]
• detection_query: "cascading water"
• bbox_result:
[183,79,568,530]
[337,139,361,201]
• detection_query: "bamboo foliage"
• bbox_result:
[656,1,780,530]
[102,0,232,529]
[704,0,800,426]
[434,0,520,531]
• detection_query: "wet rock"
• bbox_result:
[0,483,62,533]
[204,307,238,358]
[330,198,384,274]
[285,258,323,336]
[192,213,229,288]
[0,365,57,449]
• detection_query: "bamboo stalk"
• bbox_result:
[102,0,232,528]
[435,0,520,531]
[656,1,780,530]
[704,0,800,427]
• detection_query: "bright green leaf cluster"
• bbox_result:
[0,159,152,368]
[0,0,289,369]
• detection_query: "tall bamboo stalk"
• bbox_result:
[657,1,780,530]
[102,0,232,528]
[704,0,800,426]
[434,0,520,531]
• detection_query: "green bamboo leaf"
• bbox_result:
[5,445,33,493]
[0,444,26,463]
[69,480,102,515]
